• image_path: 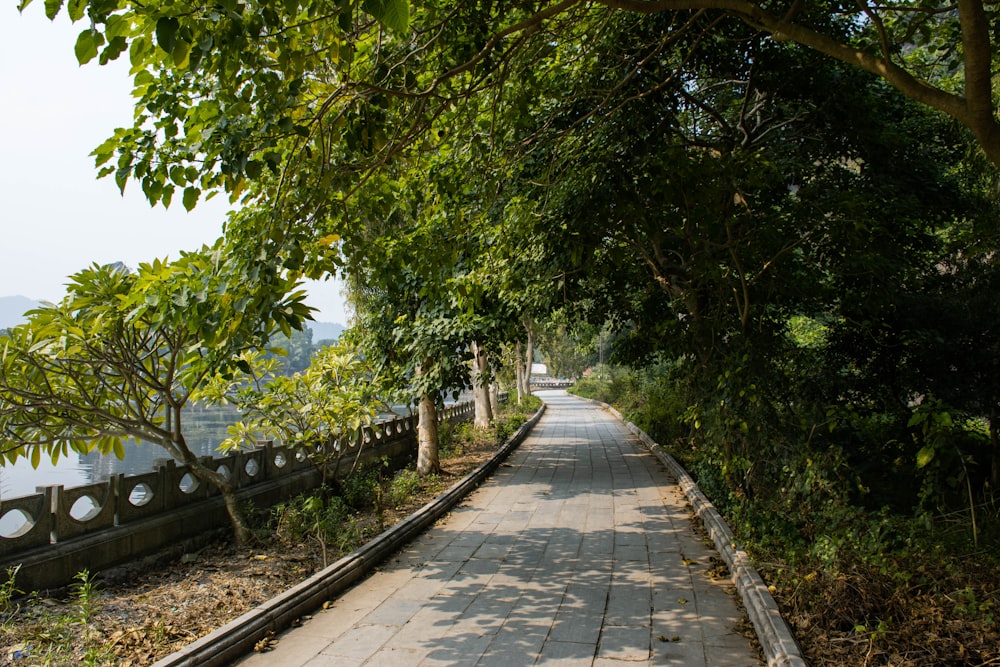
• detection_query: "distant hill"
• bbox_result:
[0,295,41,329]
[307,320,345,342]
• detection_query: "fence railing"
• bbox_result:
[530,378,574,389]
[0,399,477,591]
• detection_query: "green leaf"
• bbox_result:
[183,186,200,211]
[169,166,187,186]
[155,16,179,54]
[105,13,128,38]
[172,38,191,67]
[74,29,102,65]
[362,0,409,34]
[115,167,130,194]
[44,0,63,20]
[916,445,935,469]
[67,0,85,21]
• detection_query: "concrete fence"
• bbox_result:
[0,400,477,592]
[529,378,574,389]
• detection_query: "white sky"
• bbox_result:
[0,7,349,324]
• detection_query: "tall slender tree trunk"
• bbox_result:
[414,360,442,475]
[519,321,536,399]
[514,341,526,405]
[416,392,442,475]
[489,382,500,418]
[991,405,1000,489]
[471,340,493,429]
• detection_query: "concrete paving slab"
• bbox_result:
[236,631,330,666]
[597,623,652,661]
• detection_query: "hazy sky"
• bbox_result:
[0,7,349,324]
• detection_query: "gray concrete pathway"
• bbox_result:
[235,391,761,666]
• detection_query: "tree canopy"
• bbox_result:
[21,0,1000,227]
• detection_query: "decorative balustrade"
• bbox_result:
[0,398,484,591]
[530,378,574,389]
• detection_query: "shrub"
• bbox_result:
[386,469,423,509]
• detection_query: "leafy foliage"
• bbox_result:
[198,341,391,483]
[0,243,312,542]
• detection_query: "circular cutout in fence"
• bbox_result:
[384,424,393,437]
[0,508,33,539]
[273,452,287,468]
[244,458,260,477]
[216,464,231,480]
[295,450,307,463]
[179,473,199,494]
[69,495,100,521]
[128,483,154,507]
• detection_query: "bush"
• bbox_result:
[273,494,351,546]
[385,469,423,509]
[341,464,384,509]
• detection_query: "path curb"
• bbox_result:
[151,403,546,667]
[594,400,808,667]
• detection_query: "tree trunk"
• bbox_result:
[514,341,526,405]
[471,340,493,429]
[416,392,442,475]
[183,451,252,545]
[520,322,536,398]
[219,481,253,545]
[489,382,500,418]
[991,405,1000,489]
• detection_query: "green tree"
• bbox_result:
[539,314,597,381]
[342,165,482,475]
[199,342,390,488]
[495,10,990,513]
[0,245,311,544]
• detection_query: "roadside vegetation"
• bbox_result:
[573,369,999,666]
[0,395,541,666]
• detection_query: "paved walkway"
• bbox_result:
[235,391,761,666]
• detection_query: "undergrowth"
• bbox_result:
[572,371,1000,666]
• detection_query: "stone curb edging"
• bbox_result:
[151,403,546,667]
[592,399,808,667]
